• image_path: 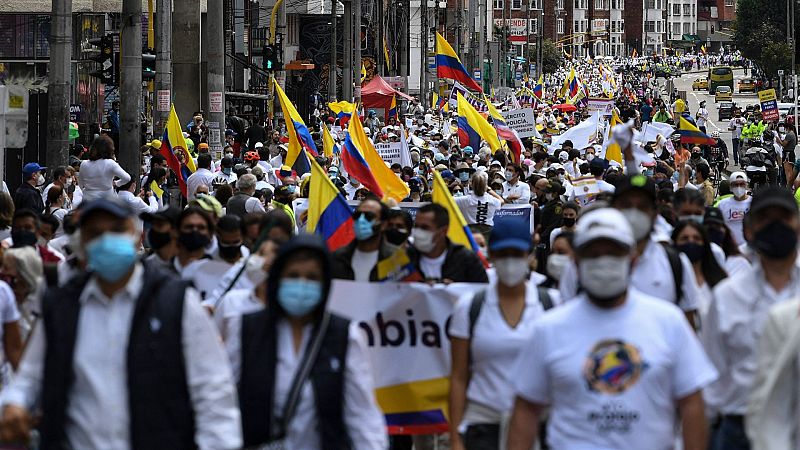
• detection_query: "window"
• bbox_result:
[645,20,655,32]
[673,22,681,35]
[511,0,522,9]
[683,23,690,34]
[529,0,541,7]
[645,0,655,8]
[683,4,690,15]
[692,4,695,15]
[574,20,580,32]
[620,20,624,31]
[557,0,564,7]
[557,18,565,34]
[724,0,733,5]
[493,0,503,9]
[530,18,538,33]
[672,4,680,15]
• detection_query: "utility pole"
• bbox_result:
[47,0,71,169]
[792,0,797,134]
[354,0,362,103]
[207,0,225,158]
[120,0,143,177]
[155,0,172,132]
[377,0,384,76]
[343,0,353,101]
[329,0,338,100]
[526,1,530,70]
[537,9,543,78]
[478,0,484,90]
[421,0,428,105]
[456,0,462,57]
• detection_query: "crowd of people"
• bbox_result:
[0,51,797,450]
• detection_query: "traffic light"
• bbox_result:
[142,48,156,81]
[89,34,116,86]
[263,44,282,71]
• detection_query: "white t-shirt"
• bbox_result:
[717,196,751,246]
[455,194,502,227]
[0,282,20,363]
[449,283,545,427]
[351,249,379,282]
[420,251,447,280]
[512,291,718,450]
[696,108,709,127]
[502,180,531,204]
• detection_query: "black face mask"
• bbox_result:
[753,221,798,259]
[178,231,210,252]
[218,243,241,260]
[11,230,37,248]
[385,228,409,246]
[677,242,704,263]
[562,217,576,227]
[706,228,726,246]
[691,152,701,159]
[148,229,172,250]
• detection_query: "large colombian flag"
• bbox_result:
[346,110,410,202]
[678,115,716,145]
[484,95,522,164]
[435,33,482,93]
[273,79,318,175]
[532,74,543,99]
[603,109,624,165]
[431,170,488,267]
[306,151,354,251]
[159,105,196,198]
[457,93,501,154]
[342,113,385,198]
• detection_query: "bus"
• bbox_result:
[708,66,734,94]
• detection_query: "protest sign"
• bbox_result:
[374,142,404,165]
[758,89,779,121]
[587,98,615,116]
[500,108,537,138]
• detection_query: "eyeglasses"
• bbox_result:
[353,210,378,222]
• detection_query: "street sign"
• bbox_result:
[209,92,224,113]
[474,70,481,81]
[758,88,780,121]
[69,104,82,122]
[778,70,785,76]
[157,90,171,112]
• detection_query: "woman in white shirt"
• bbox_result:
[45,185,68,238]
[671,220,727,319]
[78,135,131,202]
[449,219,546,450]
[455,171,504,243]
[233,234,387,450]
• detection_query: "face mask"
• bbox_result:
[620,208,653,241]
[562,217,576,227]
[453,191,464,197]
[478,245,488,256]
[222,167,232,175]
[86,232,137,282]
[218,243,241,260]
[245,255,268,284]
[585,154,595,162]
[643,169,654,177]
[277,279,323,317]
[36,174,45,186]
[753,221,798,259]
[732,186,747,199]
[412,228,436,253]
[178,230,210,251]
[148,229,172,250]
[493,257,529,286]
[691,152,700,159]
[65,178,73,187]
[225,152,234,158]
[286,185,297,194]
[458,172,470,182]
[11,230,37,248]
[677,242,704,263]
[505,170,515,180]
[558,174,566,183]
[579,255,631,303]
[547,253,571,280]
[385,228,409,246]
[353,214,377,241]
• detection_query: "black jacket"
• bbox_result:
[13,182,44,213]
[331,238,400,281]
[407,240,488,283]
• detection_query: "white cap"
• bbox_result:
[729,171,748,183]
[558,151,569,161]
[490,160,503,167]
[573,208,635,250]
[254,142,264,148]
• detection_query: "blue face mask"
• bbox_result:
[222,167,232,175]
[277,279,323,317]
[458,172,470,182]
[643,168,654,177]
[353,214,376,241]
[286,185,297,194]
[86,232,137,282]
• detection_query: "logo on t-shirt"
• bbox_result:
[583,339,647,394]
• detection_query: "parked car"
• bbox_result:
[718,102,735,121]
[738,78,758,93]
[715,85,733,102]
[692,78,709,91]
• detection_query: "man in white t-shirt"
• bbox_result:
[502,163,531,205]
[507,208,718,450]
[696,100,709,134]
[717,171,751,246]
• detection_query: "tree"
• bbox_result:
[734,0,799,72]
[540,39,563,74]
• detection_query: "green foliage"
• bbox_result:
[734,0,799,73]
[540,39,563,74]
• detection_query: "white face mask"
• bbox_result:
[65,177,73,186]
[36,174,45,186]
[505,170,515,180]
[586,153,595,162]
[546,254,571,281]
[619,208,652,241]
[412,228,437,253]
[732,186,747,199]
[494,257,529,286]
[245,255,268,285]
[579,255,631,301]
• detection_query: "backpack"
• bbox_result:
[467,286,554,339]
[659,242,684,305]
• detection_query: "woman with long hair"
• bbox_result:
[455,171,504,243]
[1,246,42,340]
[672,220,727,318]
[78,135,131,202]
[45,185,68,238]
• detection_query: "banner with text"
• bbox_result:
[587,98,615,116]
[374,142,404,166]
[500,108,538,138]
[758,89,779,122]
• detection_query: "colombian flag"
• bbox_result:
[567,67,580,99]
[159,105,196,198]
[273,79,318,174]
[435,33,482,92]
[388,95,397,121]
[322,124,338,158]
[306,152,354,251]
[431,170,487,267]
[348,111,410,202]
[342,114,385,198]
[604,110,624,165]
[329,101,356,126]
[457,93,500,153]
[484,96,522,164]
[678,115,716,145]
[532,74,543,99]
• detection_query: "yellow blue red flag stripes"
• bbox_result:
[435,33,482,92]
[306,152,354,251]
[603,110,624,165]
[457,93,501,153]
[273,78,318,174]
[342,114,385,198]
[532,74,543,99]
[352,112,410,202]
[432,170,488,267]
[322,124,338,158]
[388,95,397,120]
[678,115,716,145]
[484,96,522,164]
[329,101,356,126]
[159,105,195,198]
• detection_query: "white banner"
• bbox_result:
[548,111,601,153]
[639,121,675,143]
[587,98,615,116]
[374,142,404,165]
[501,108,537,138]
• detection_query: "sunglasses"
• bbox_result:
[353,210,378,222]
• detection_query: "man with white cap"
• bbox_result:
[716,171,751,246]
[507,208,717,450]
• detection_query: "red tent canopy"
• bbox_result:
[361,76,414,121]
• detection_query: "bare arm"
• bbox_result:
[448,337,470,450]
[507,397,543,450]
[2,322,22,370]
[678,390,708,450]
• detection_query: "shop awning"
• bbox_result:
[682,34,702,43]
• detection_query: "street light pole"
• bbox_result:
[47,0,71,169]
[120,0,143,177]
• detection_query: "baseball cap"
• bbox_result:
[79,197,134,225]
[22,162,46,175]
[441,170,455,180]
[573,208,635,250]
[729,171,748,183]
[704,207,725,225]
[254,142,264,149]
[150,139,162,149]
[749,185,799,216]
[189,195,223,218]
[140,206,181,226]
[613,174,656,203]
[225,129,237,137]
[489,218,532,252]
